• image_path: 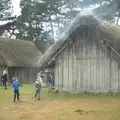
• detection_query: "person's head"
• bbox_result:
[16,79,18,82]
[2,67,4,70]
[13,77,17,80]
[3,67,7,70]
[13,77,18,82]
[12,77,16,81]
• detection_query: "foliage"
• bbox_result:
[67,0,120,24]
[0,0,12,21]
[1,0,120,53]
[0,0,15,35]
[8,0,79,53]
[15,0,79,41]
[93,0,120,23]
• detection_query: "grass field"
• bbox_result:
[0,85,120,120]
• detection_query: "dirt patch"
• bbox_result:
[0,98,120,120]
[75,109,88,115]
[0,87,120,120]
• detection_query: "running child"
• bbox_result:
[12,78,22,103]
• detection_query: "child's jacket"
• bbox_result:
[12,81,22,90]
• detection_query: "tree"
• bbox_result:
[15,0,79,41]
[87,0,120,24]
[0,0,15,35]
[0,0,12,21]
[66,0,120,24]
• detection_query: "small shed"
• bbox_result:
[0,37,41,83]
[37,11,120,93]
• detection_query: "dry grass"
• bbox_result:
[0,85,120,120]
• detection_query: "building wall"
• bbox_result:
[8,67,37,83]
[55,36,120,93]
[0,67,4,85]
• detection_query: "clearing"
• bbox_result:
[0,85,120,120]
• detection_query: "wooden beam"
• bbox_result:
[48,43,69,65]
[103,40,120,58]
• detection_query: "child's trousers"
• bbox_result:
[2,81,7,89]
[35,90,40,100]
[14,90,20,102]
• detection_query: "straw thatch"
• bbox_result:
[37,11,120,68]
[0,37,41,67]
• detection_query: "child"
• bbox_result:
[48,73,54,93]
[12,78,22,103]
[35,73,43,100]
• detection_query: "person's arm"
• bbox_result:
[18,83,23,87]
[49,74,52,79]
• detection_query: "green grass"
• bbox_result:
[1,84,120,102]
[0,84,120,120]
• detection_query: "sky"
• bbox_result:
[12,0,21,15]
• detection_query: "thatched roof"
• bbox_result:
[0,37,41,67]
[37,11,120,68]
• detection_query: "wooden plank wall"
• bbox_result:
[0,67,3,85]
[68,45,73,92]
[8,67,37,84]
[55,35,120,93]
[55,59,59,90]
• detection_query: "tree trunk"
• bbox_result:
[55,14,60,36]
[55,14,60,28]
[49,15,54,42]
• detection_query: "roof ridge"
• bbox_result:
[79,9,93,16]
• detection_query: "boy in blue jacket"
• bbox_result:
[12,78,22,103]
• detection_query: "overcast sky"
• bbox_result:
[12,0,21,15]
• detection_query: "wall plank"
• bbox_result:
[68,44,73,92]
[72,44,77,92]
[58,56,63,91]
[55,59,59,90]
